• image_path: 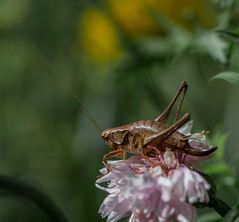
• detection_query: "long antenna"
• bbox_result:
[70,89,103,134]
[31,46,102,135]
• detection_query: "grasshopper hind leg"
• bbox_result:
[155,81,188,123]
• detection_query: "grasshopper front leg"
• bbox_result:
[97,149,125,178]
[102,149,125,172]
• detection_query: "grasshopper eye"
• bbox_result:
[113,131,128,145]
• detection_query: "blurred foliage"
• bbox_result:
[106,0,218,37]
[0,0,239,222]
[210,71,239,85]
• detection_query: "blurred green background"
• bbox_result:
[0,0,239,221]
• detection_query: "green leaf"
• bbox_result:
[193,32,228,63]
[209,130,229,161]
[203,163,231,175]
[197,212,220,222]
[221,203,239,222]
[210,72,239,86]
[216,30,239,44]
[222,208,239,222]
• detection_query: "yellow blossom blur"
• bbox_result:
[78,8,122,63]
[78,1,218,62]
[106,0,218,37]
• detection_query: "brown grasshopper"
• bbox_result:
[101,81,217,169]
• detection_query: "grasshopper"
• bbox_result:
[101,81,216,169]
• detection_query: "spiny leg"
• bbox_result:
[102,149,125,173]
[155,81,188,123]
[144,113,190,146]
[174,82,188,123]
[143,145,161,157]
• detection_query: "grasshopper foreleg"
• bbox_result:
[102,149,125,173]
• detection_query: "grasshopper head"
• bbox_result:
[101,127,128,149]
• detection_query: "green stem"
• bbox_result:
[0,175,69,222]
[208,195,232,217]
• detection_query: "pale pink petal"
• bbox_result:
[97,146,212,222]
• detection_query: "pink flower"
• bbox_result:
[96,156,210,222]
[96,123,214,222]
